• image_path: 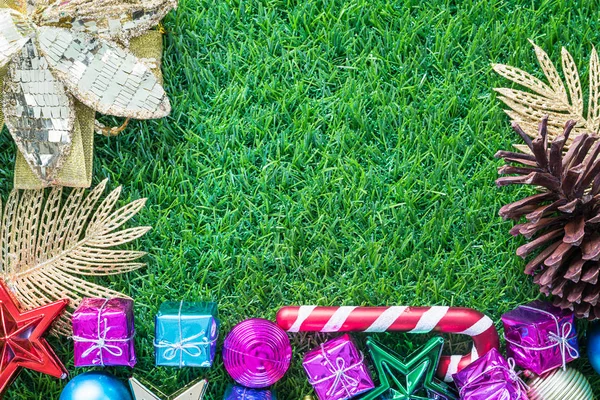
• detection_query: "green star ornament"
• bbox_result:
[362,336,458,400]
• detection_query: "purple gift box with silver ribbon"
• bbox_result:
[453,348,528,400]
[72,298,136,367]
[502,300,579,375]
[303,334,374,400]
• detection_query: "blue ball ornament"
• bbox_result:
[587,321,600,375]
[59,372,133,400]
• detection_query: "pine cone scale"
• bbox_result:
[564,257,585,282]
[495,152,539,167]
[563,215,586,245]
[567,281,587,302]
[518,217,565,238]
[499,192,555,219]
[516,228,563,258]
[538,265,562,286]
[525,200,567,224]
[583,284,600,304]
[562,168,584,195]
[561,134,586,167]
[582,265,600,284]
[545,242,574,267]
[525,241,561,274]
[581,235,600,260]
[577,159,600,194]
[498,165,544,175]
[557,199,580,213]
[549,138,566,176]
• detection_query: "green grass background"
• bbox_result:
[2,0,600,398]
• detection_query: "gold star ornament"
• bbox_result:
[0,0,176,187]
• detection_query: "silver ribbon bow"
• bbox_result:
[71,299,133,366]
[153,301,215,367]
[459,357,529,400]
[308,344,363,396]
[504,304,579,370]
[548,322,579,370]
[155,330,213,361]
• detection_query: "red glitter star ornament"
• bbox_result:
[0,279,68,395]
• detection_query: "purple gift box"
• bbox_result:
[224,385,276,399]
[501,300,579,375]
[303,334,374,400]
[72,298,136,367]
[453,348,528,400]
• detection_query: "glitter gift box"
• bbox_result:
[223,385,277,399]
[303,334,374,400]
[154,301,219,367]
[72,298,136,367]
[502,300,579,375]
[453,348,528,400]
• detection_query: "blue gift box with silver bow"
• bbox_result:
[154,301,219,367]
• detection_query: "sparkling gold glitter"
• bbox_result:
[0,0,175,184]
[37,27,170,119]
[0,9,34,67]
[3,39,74,182]
[40,0,177,44]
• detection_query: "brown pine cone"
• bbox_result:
[496,116,600,319]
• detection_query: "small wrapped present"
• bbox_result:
[154,301,219,367]
[453,348,528,400]
[303,334,374,400]
[223,385,277,399]
[72,298,136,367]
[502,300,579,375]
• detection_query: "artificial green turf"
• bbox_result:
[2,0,600,398]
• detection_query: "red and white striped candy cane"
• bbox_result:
[276,306,499,382]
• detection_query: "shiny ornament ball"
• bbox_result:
[527,367,593,400]
[587,321,600,374]
[223,318,292,388]
[59,372,133,400]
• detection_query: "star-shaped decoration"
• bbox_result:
[0,279,68,395]
[129,377,207,400]
[362,337,457,400]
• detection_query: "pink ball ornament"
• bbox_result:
[223,318,292,388]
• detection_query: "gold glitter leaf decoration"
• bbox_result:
[0,0,175,186]
[0,179,151,335]
[3,39,75,184]
[40,0,177,43]
[37,27,170,120]
[0,9,34,68]
[493,40,600,147]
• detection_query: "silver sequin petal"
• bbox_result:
[2,39,75,185]
[37,27,171,119]
[0,9,34,68]
[40,0,177,42]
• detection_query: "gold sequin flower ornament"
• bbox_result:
[0,0,175,186]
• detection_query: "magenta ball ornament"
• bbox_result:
[223,318,292,388]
